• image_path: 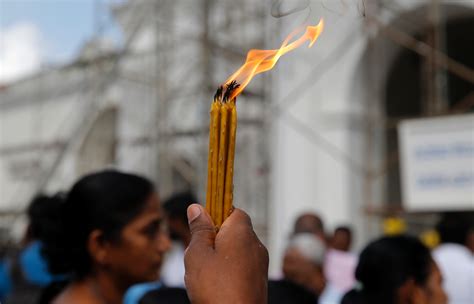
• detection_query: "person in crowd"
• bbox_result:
[280,232,346,304]
[330,226,352,252]
[293,213,326,243]
[433,212,474,304]
[21,195,63,285]
[125,192,196,303]
[160,191,196,288]
[0,248,11,302]
[269,233,325,304]
[341,235,447,304]
[40,170,268,304]
[324,226,357,295]
[40,170,169,303]
[1,194,64,304]
[284,233,327,296]
[466,226,474,254]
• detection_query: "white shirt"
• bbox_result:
[160,241,185,288]
[433,243,474,304]
[319,283,343,304]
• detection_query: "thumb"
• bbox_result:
[187,204,216,250]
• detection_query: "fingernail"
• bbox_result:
[187,204,201,223]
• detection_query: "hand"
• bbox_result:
[184,204,268,304]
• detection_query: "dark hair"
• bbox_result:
[294,213,324,235]
[27,194,64,240]
[436,212,471,245]
[41,170,154,279]
[335,226,352,236]
[163,191,197,224]
[341,235,432,304]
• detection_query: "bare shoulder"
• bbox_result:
[52,283,102,304]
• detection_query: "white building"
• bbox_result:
[0,0,271,246]
[268,0,474,274]
[1,0,473,275]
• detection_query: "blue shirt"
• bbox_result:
[19,241,55,286]
[0,260,12,301]
[124,281,162,304]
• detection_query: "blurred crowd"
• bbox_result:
[0,169,473,303]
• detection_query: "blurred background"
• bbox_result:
[0,0,473,277]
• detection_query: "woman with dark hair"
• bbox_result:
[41,170,268,303]
[41,170,169,303]
[341,235,447,304]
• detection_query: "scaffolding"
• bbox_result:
[0,0,271,244]
[0,0,473,248]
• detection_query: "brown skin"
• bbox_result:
[184,204,269,304]
[331,229,351,252]
[282,248,325,296]
[466,229,474,254]
[417,262,447,304]
[399,262,447,304]
[53,193,170,304]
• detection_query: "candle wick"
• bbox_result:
[214,86,224,101]
[223,81,240,102]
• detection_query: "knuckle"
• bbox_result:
[238,209,253,226]
[190,223,216,235]
[232,208,253,226]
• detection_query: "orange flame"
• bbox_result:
[224,19,324,99]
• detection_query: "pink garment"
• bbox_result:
[324,249,357,293]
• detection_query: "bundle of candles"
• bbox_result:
[205,19,324,227]
[205,81,239,228]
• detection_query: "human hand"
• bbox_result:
[184,204,268,304]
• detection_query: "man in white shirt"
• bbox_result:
[432,213,474,304]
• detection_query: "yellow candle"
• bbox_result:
[223,100,237,221]
[216,102,229,227]
[206,101,220,215]
[210,102,221,222]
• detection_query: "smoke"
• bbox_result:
[270,0,366,20]
[271,0,311,18]
[319,0,366,17]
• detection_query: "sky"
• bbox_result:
[0,0,125,83]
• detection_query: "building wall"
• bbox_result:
[268,5,369,275]
[0,0,270,244]
[267,0,474,275]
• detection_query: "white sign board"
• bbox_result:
[398,114,474,211]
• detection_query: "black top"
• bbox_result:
[139,287,190,304]
[268,279,317,304]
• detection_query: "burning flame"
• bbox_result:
[224,19,324,99]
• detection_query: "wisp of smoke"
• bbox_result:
[271,0,366,19]
[271,0,310,18]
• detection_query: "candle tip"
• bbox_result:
[214,86,224,102]
[223,81,240,102]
